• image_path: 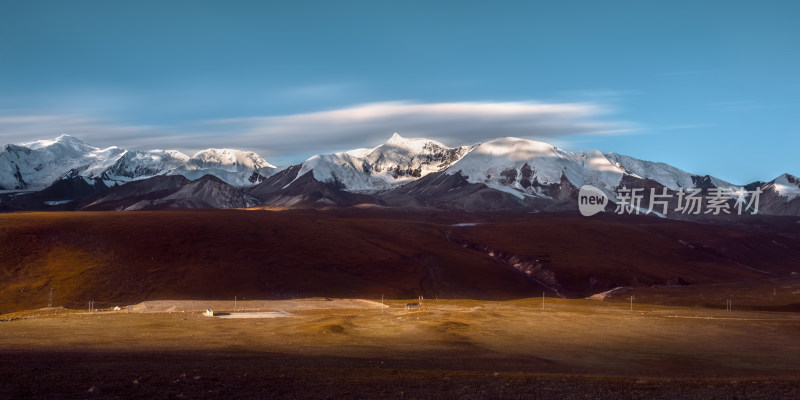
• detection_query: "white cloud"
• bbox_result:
[0,100,636,164]
[0,113,165,148]
[0,111,239,154]
[204,101,636,156]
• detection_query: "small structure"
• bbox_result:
[406,295,424,311]
[204,309,214,317]
[113,306,121,311]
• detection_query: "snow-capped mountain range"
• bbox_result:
[1,133,798,216]
[296,133,471,191]
[0,134,276,190]
[291,135,745,201]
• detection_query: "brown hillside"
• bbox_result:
[0,210,540,313]
[2,210,799,314]
[452,213,800,296]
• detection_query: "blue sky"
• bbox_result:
[1,0,798,183]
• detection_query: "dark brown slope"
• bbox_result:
[80,175,255,211]
[450,213,800,297]
[379,171,524,210]
[0,210,543,314]
[2,210,799,314]
[0,176,107,212]
[80,175,189,210]
[146,174,257,209]
[759,174,800,216]
[248,166,378,208]
[380,170,576,211]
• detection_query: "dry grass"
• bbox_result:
[3,210,800,397]
[2,298,799,398]
[604,274,800,312]
[3,298,799,374]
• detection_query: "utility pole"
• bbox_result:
[381,294,384,313]
[234,296,237,312]
[47,288,53,308]
[630,295,633,311]
[542,292,545,310]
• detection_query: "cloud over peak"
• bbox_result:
[1,100,635,163]
[209,100,636,155]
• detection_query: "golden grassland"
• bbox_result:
[2,210,800,397]
[2,298,799,399]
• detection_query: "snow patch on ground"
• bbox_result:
[44,200,72,206]
[586,287,630,301]
[215,311,292,319]
[486,183,527,199]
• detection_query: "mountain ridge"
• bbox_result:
[2,134,798,217]
[0,134,276,190]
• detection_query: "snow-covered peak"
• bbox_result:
[82,149,190,184]
[604,152,739,191]
[296,133,471,191]
[0,136,277,189]
[170,148,277,187]
[467,137,559,160]
[386,132,406,145]
[604,152,694,190]
[0,135,108,190]
[181,148,276,171]
[363,133,469,175]
[20,134,99,160]
[22,134,95,152]
[296,151,366,187]
[382,132,449,153]
[345,147,374,158]
[769,173,800,200]
[156,149,191,162]
[446,137,625,197]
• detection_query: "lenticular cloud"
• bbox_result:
[207,100,636,154]
[0,100,635,160]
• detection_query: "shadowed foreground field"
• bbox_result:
[2,298,799,399]
[3,210,800,397]
[3,209,800,314]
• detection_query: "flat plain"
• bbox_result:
[2,209,800,398]
[2,298,800,399]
